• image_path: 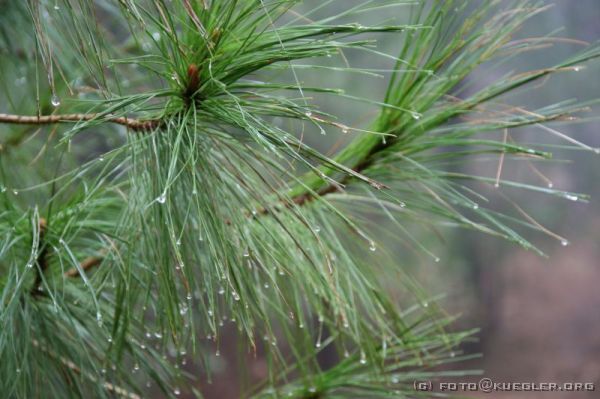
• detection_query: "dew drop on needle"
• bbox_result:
[51,94,61,107]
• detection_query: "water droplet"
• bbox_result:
[341,125,349,134]
[299,323,304,329]
[243,250,250,257]
[53,3,60,10]
[96,312,103,326]
[565,194,578,202]
[232,292,240,301]
[263,283,269,289]
[154,332,163,339]
[107,337,112,343]
[215,350,221,357]
[561,239,569,247]
[573,66,581,72]
[140,343,146,349]
[145,332,152,339]
[494,183,500,188]
[218,287,225,295]
[152,32,161,41]
[359,351,367,365]
[473,203,479,210]
[173,387,181,396]
[133,363,139,372]
[146,381,151,388]
[186,293,192,300]
[179,305,188,315]
[434,257,440,263]
[410,111,422,120]
[305,111,313,118]
[391,376,399,383]
[176,239,181,246]
[344,350,350,358]
[16,368,21,373]
[12,190,18,196]
[156,193,166,204]
[547,182,554,189]
[315,340,321,348]
[594,148,600,155]
[308,387,317,394]
[208,309,214,316]
[50,94,61,107]
[314,226,321,233]
[423,301,429,308]
[369,241,376,252]
[26,262,33,268]
[98,156,104,162]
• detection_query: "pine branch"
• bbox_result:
[0,113,159,132]
[2,0,599,397]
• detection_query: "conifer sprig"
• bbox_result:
[1,1,598,398]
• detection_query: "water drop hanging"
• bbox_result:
[50,94,61,107]
[369,241,376,252]
[359,351,367,365]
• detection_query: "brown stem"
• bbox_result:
[0,113,159,132]
[64,255,104,278]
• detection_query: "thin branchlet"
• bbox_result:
[0,113,159,132]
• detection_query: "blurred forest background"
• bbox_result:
[149,1,598,398]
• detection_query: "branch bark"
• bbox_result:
[0,113,159,132]
[64,256,104,278]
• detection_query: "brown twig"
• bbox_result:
[0,113,159,132]
[64,255,104,278]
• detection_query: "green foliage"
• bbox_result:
[0,0,598,398]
